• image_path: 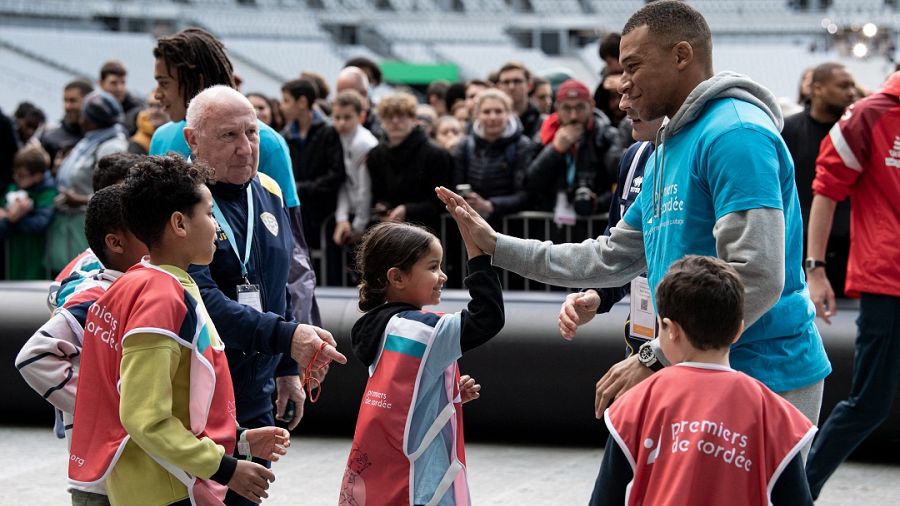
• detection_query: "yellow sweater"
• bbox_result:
[108,265,227,506]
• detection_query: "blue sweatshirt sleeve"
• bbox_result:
[190,264,298,356]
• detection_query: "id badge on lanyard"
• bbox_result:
[213,185,263,312]
[237,282,262,312]
[629,276,656,340]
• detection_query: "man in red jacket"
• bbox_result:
[805,71,900,498]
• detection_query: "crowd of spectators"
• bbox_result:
[0,28,870,292]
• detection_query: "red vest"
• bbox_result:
[68,263,236,505]
[605,363,815,506]
[340,312,470,506]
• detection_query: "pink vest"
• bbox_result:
[340,312,469,506]
[68,264,236,505]
[605,363,815,506]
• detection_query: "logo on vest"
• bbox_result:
[70,453,85,467]
[260,212,279,236]
[363,389,392,409]
[86,303,119,351]
[630,176,644,196]
[670,419,752,472]
[886,136,900,168]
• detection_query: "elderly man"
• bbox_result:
[184,85,346,505]
[439,0,829,429]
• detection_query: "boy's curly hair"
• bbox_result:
[122,155,211,249]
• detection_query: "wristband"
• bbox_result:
[237,430,252,460]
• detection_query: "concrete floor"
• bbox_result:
[1,426,897,505]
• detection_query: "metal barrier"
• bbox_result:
[312,211,610,290]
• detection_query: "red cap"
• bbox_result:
[556,79,591,103]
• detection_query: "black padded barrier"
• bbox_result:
[3,283,898,460]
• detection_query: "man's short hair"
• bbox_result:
[300,70,331,100]
[344,57,382,86]
[122,155,212,249]
[655,255,744,350]
[85,184,127,267]
[99,60,127,81]
[377,92,418,119]
[94,152,144,191]
[598,32,621,61]
[185,85,252,132]
[12,145,50,176]
[64,79,94,97]
[623,0,712,65]
[811,62,846,85]
[426,81,450,99]
[498,61,531,82]
[282,79,318,109]
[334,90,365,115]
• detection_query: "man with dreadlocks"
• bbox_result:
[148,29,327,506]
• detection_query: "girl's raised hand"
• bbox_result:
[435,186,498,256]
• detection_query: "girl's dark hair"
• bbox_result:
[355,222,437,312]
[153,28,235,112]
[122,155,212,249]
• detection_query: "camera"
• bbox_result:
[572,181,595,217]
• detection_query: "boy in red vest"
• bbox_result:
[591,255,815,506]
[68,155,289,506]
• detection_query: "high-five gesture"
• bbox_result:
[435,186,499,256]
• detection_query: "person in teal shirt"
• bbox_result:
[149,27,320,330]
[436,0,829,429]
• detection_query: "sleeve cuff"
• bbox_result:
[210,454,238,485]
[466,255,493,273]
[274,321,299,356]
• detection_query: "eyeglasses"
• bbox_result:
[498,78,526,86]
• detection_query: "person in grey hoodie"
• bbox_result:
[437,0,830,436]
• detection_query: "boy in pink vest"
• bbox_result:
[68,155,289,506]
[592,256,815,506]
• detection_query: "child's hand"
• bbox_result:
[459,374,481,404]
[245,426,291,462]
[435,186,498,256]
[228,460,275,504]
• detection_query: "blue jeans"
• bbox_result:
[805,293,900,499]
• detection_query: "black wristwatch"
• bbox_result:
[637,341,665,372]
[804,258,827,271]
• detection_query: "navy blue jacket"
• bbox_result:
[189,173,298,424]
[594,140,654,315]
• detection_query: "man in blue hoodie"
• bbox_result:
[438,0,830,428]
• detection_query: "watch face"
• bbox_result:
[639,344,654,363]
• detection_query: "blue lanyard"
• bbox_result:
[212,184,254,279]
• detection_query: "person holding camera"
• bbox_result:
[526,79,624,226]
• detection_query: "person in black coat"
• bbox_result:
[280,79,345,252]
[452,89,534,226]
[367,92,452,235]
